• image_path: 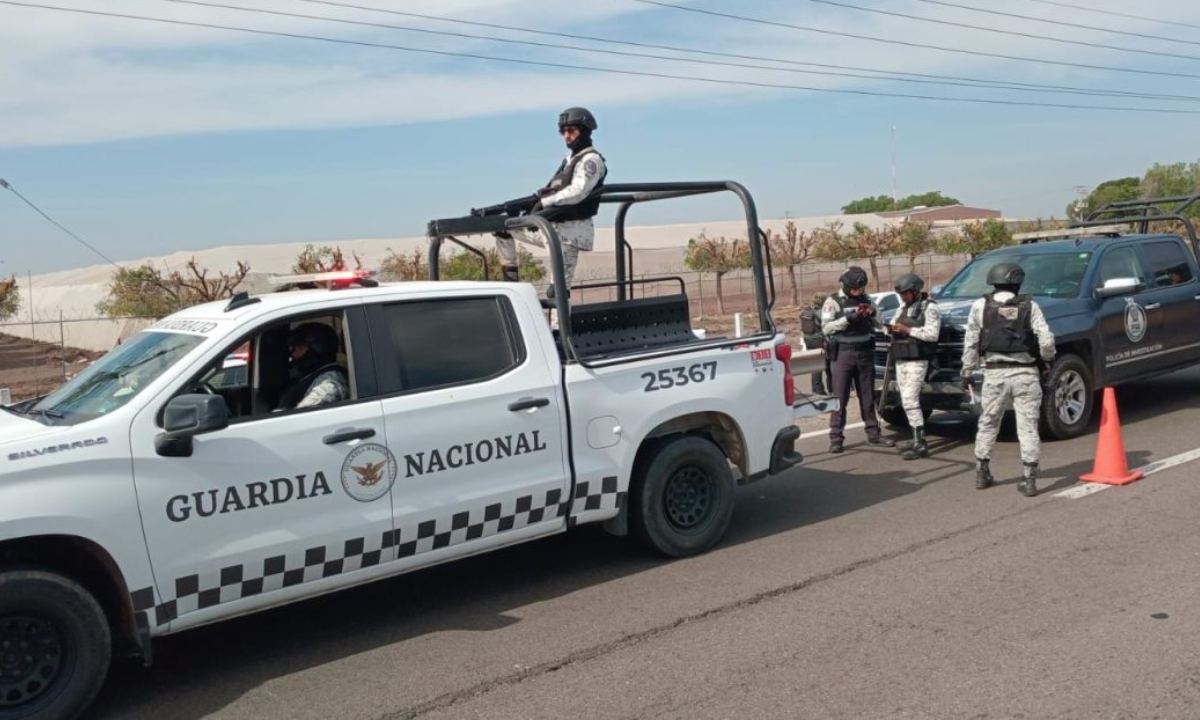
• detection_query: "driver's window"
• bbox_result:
[1096,247,1144,290]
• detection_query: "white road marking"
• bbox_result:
[800,422,864,440]
[1054,445,1200,499]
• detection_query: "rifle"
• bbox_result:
[470,194,540,218]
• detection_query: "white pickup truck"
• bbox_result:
[0,182,814,720]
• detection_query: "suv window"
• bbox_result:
[376,297,522,394]
[939,251,1093,299]
[1095,246,1146,289]
[1142,241,1194,287]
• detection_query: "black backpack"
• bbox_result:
[800,305,820,336]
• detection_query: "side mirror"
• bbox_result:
[930,284,944,297]
[156,394,229,457]
[1095,277,1139,299]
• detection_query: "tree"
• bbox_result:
[96,258,250,317]
[292,244,363,274]
[845,222,898,291]
[1140,161,1200,217]
[811,221,854,263]
[439,246,546,282]
[379,247,429,281]
[684,231,751,314]
[768,220,818,306]
[895,222,934,272]
[1068,177,1139,220]
[841,190,961,214]
[936,218,1014,258]
[0,276,19,321]
[841,195,896,214]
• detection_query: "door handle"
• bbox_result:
[1145,303,1162,310]
[508,397,550,412]
[322,427,376,445]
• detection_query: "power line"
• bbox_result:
[143,0,1200,103]
[0,178,119,267]
[630,0,1200,80]
[3,1,1199,115]
[1020,0,1200,32]
[910,0,1200,47]
[286,0,1200,103]
[803,0,1200,61]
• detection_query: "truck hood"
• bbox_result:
[0,410,57,446]
[935,296,1086,328]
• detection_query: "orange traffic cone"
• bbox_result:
[1080,387,1143,486]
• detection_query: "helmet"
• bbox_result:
[558,106,597,132]
[290,322,339,369]
[986,262,1025,288]
[894,273,925,294]
[839,266,869,291]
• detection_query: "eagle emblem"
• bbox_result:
[340,443,397,502]
[351,460,387,486]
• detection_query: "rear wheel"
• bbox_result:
[1040,353,1094,440]
[631,436,736,558]
[0,570,111,720]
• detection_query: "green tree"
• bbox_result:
[1139,161,1200,215]
[768,220,818,306]
[379,247,429,281]
[841,190,961,214]
[684,231,751,314]
[846,222,898,291]
[292,244,362,273]
[841,195,896,214]
[0,276,19,321]
[937,219,1014,258]
[1068,177,1139,220]
[439,246,546,282]
[811,221,853,263]
[96,259,250,317]
[895,222,935,272]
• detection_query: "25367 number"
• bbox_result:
[641,362,718,392]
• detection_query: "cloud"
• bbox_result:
[1,0,1197,147]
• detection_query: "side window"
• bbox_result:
[1095,246,1145,289]
[878,295,899,312]
[1142,241,1194,287]
[376,297,524,394]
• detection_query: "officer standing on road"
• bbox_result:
[495,106,607,294]
[961,262,1056,496]
[887,273,941,461]
[822,266,895,454]
[800,292,828,395]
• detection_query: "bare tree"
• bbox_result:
[685,231,751,315]
[379,247,429,281]
[292,244,363,274]
[768,220,818,306]
[0,276,19,321]
[97,259,250,317]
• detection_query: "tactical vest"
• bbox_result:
[892,298,938,361]
[543,147,607,222]
[828,292,875,347]
[979,294,1038,358]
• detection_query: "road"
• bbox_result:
[92,367,1200,719]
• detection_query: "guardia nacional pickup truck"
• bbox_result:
[0,182,810,720]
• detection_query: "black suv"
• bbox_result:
[874,195,1200,440]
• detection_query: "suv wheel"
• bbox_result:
[631,436,736,558]
[0,570,111,720]
[1040,353,1094,440]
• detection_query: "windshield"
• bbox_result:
[938,251,1093,300]
[29,331,204,425]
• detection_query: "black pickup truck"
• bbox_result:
[874,195,1200,440]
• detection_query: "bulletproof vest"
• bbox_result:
[892,298,937,361]
[543,147,606,222]
[828,292,875,347]
[277,363,344,410]
[979,295,1038,357]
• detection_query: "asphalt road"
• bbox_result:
[92,366,1200,720]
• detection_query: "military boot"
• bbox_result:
[1018,462,1039,497]
[901,427,928,461]
[866,434,895,448]
[975,458,994,490]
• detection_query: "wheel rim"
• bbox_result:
[663,466,716,531]
[0,616,65,709]
[1054,369,1087,425]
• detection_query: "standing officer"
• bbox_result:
[495,106,607,293]
[960,262,1055,496]
[800,292,828,394]
[887,273,941,460]
[822,266,895,454]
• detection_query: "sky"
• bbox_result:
[1,0,1198,274]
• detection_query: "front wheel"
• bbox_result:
[631,436,736,558]
[1040,353,1094,440]
[0,570,111,720]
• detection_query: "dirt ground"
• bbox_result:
[0,333,103,403]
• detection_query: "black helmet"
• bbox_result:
[558,106,597,132]
[840,266,869,292]
[290,322,339,369]
[894,273,925,294]
[986,262,1025,288]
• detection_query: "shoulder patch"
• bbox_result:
[584,159,598,177]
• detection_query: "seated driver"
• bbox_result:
[276,322,349,410]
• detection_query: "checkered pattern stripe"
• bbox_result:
[570,476,624,517]
[132,484,606,627]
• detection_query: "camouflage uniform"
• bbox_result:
[294,369,349,410]
[893,300,942,429]
[961,290,1055,483]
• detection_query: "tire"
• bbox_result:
[0,570,111,720]
[631,436,736,558]
[1040,353,1094,440]
[877,403,933,429]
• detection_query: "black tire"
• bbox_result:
[0,570,111,720]
[877,402,933,429]
[1040,353,1094,440]
[631,436,736,558]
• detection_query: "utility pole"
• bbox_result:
[891,125,898,208]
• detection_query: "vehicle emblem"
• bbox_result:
[1123,299,1147,343]
[340,442,397,502]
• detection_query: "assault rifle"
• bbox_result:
[428,191,562,238]
[470,193,540,219]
